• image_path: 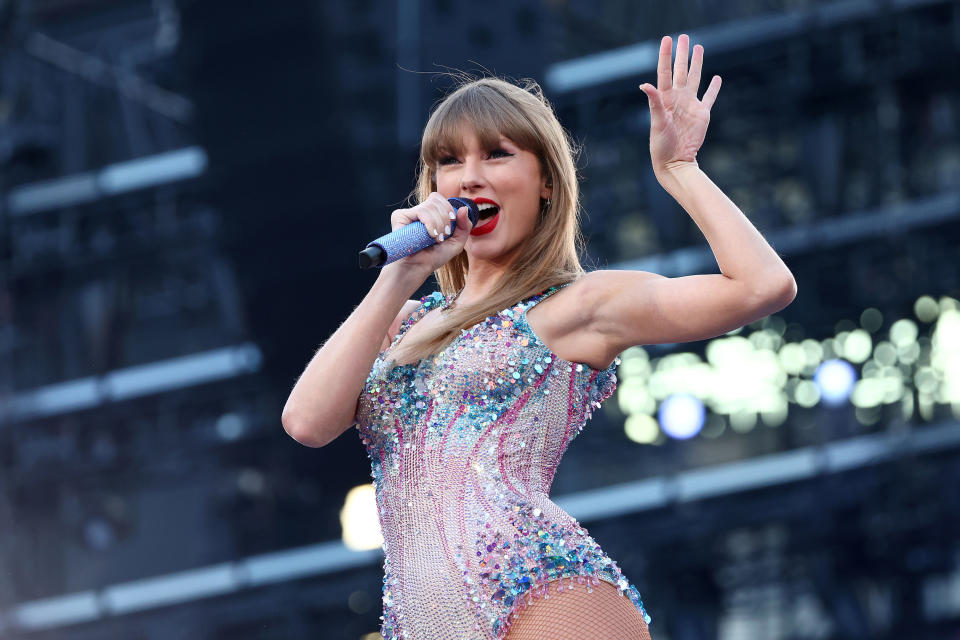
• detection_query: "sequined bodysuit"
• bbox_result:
[355,284,652,639]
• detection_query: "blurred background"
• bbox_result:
[1,0,959,638]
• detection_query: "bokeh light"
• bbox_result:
[340,484,382,551]
[658,392,706,439]
[814,359,858,407]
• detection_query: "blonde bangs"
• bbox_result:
[421,84,543,171]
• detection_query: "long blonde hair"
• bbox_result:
[389,74,587,365]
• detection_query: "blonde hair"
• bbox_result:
[389,74,587,366]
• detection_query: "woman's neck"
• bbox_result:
[452,260,510,308]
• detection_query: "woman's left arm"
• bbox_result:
[584,34,797,353]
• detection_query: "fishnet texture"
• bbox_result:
[506,577,652,640]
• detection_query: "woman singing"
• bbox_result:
[282,34,797,639]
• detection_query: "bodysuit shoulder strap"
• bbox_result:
[520,281,574,312]
[387,290,445,350]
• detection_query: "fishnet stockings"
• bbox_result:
[504,577,652,640]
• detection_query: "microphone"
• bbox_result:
[358,197,480,269]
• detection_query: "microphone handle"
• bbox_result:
[358,197,479,269]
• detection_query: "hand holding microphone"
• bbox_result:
[359,193,479,269]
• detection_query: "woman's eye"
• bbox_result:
[438,156,459,165]
[489,148,513,158]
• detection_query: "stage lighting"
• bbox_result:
[814,359,857,407]
[658,392,705,440]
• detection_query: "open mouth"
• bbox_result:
[471,210,500,235]
[476,202,500,220]
[470,197,501,236]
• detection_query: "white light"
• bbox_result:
[814,359,857,407]
[843,329,873,363]
[658,393,705,439]
[340,485,383,551]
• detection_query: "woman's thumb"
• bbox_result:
[454,206,472,236]
[640,83,665,124]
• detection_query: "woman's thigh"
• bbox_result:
[504,576,652,640]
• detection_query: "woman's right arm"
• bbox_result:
[280,192,474,448]
[281,262,429,448]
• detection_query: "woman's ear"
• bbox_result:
[540,174,553,200]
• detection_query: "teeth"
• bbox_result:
[477,202,498,210]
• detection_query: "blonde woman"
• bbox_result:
[283,34,796,639]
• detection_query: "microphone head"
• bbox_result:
[447,197,480,227]
[358,245,384,269]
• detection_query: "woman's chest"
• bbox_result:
[357,315,566,436]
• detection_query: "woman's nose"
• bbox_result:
[459,157,486,190]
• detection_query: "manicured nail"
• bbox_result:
[438,234,444,242]
[444,224,450,235]
[449,211,456,219]
[432,227,438,236]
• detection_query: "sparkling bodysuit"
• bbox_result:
[355,283,652,639]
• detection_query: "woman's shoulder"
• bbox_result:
[383,298,425,350]
[520,275,619,370]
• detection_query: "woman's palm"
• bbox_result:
[640,34,722,172]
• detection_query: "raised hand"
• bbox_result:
[639,34,722,176]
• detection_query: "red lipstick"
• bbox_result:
[470,212,500,236]
[470,197,500,236]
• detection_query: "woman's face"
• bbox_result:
[434,126,551,267]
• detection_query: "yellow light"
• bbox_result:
[914,367,939,394]
[617,378,656,415]
[880,375,904,404]
[620,346,650,378]
[802,339,824,368]
[914,296,939,323]
[919,393,936,420]
[873,341,898,367]
[705,335,751,367]
[843,329,873,363]
[340,484,383,551]
[852,378,883,408]
[624,414,660,444]
[620,356,651,379]
[890,319,919,347]
[795,380,821,407]
[835,330,851,358]
[730,410,757,433]
[778,342,806,375]
[932,309,960,403]
[901,392,914,421]
[759,397,788,427]
[748,329,781,351]
[897,341,920,365]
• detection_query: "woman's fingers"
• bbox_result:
[702,75,722,110]
[425,192,449,241]
[656,35,672,92]
[688,44,704,96]
[656,34,707,97]
[673,34,689,87]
